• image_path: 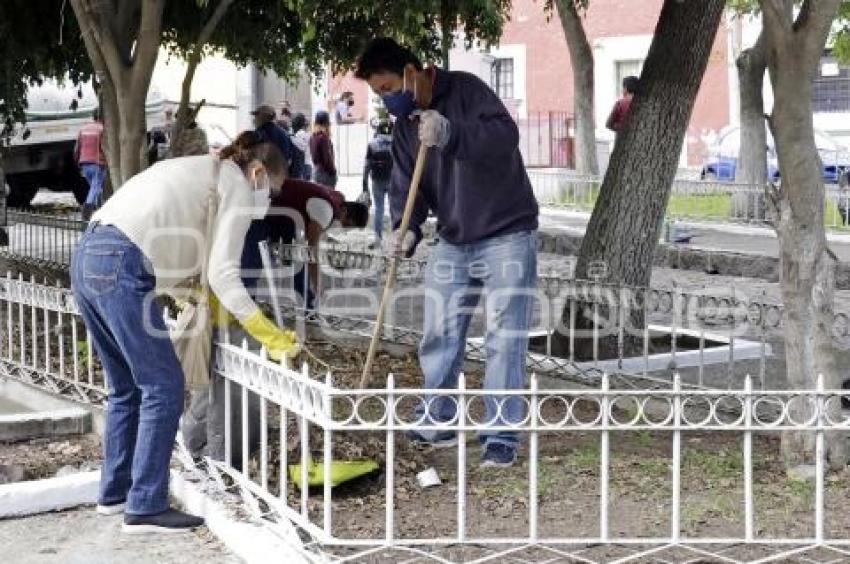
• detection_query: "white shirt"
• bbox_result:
[335,100,350,123]
[292,129,312,162]
[93,155,261,321]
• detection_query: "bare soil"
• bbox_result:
[0,434,101,482]
[243,340,850,560]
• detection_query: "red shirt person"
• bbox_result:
[606,75,639,134]
[264,178,368,305]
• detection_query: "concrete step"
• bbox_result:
[0,408,91,442]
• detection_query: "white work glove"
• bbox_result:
[386,229,417,258]
[357,189,371,207]
[418,110,451,149]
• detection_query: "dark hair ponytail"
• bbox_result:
[220,130,288,177]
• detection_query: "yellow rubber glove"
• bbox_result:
[208,292,236,329]
[241,310,301,361]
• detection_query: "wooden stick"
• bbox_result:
[359,143,428,389]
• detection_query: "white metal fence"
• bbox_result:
[196,335,850,563]
[268,243,850,392]
[0,273,105,404]
[6,276,850,562]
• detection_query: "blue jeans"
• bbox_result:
[81,163,106,207]
[418,230,537,448]
[71,224,184,515]
[371,177,389,240]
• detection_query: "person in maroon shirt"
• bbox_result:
[606,75,639,134]
[309,111,338,188]
[261,178,368,307]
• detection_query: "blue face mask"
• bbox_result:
[382,89,417,119]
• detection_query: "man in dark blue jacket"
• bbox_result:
[355,38,539,468]
[252,104,301,179]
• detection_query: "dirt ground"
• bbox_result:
[233,340,850,563]
[0,434,102,482]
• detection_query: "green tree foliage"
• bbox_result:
[0,1,91,138]
[161,0,510,78]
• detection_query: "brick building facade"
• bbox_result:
[481,0,735,166]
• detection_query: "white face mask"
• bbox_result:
[252,175,271,219]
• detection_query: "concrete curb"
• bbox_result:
[0,470,99,518]
[0,468,315,563]
[0,408,90,441]
[170,470,313,563]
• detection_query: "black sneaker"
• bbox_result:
[122,508,204,534]
[406,429,458,449]
[480,443,517,468]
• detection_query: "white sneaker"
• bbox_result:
[96,502,126,515]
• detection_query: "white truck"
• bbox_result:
[1,80,165,208]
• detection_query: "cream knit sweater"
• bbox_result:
[93,155,260,321]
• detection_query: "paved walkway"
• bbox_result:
[0,507,238,564]
[537,208,850,263]
[334,176,850,263]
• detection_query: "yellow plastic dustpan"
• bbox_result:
[288,460,379,489]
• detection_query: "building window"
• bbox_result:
[615,59,643,97]
[814,57,850,113]
[491,58,514,99]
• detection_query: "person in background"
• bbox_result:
[606,75,639,134]
[277,102,293,132]
[74,109,107,221]
[72,132,298,533]
[263,179,369,308]
[310,111,337,188]
[252,104,301,179]
[355,37,539,468]
[334,91,357,124]
[363,119,394,246]
[291,113,313,181]
[163,109,176,142]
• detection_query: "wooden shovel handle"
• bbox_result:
[359,143,429,389]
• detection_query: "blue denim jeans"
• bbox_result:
[71,224,184,515]
[418,230,537,448]
[81,163,106,207]
[370,177,389,240]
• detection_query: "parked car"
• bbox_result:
[701,126,850,184]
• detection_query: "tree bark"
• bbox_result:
[69,0,165,187]
[734,32,768,220]
[440,0,454,71]
[760,0,847,470]
[551,0,725,358]
[555,0,598,175]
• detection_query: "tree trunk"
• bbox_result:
[99,77,123,190]
[169,0,234,158]
[555,0,598,175]
[734,33,767,220]
[69,0,164,187]
[440,0,454,71]
[169,56,201,158]
[761,0,847,470]
[551,0,725,358]
[117,90,147,182]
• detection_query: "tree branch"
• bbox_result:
[760,0,793,35]
[111,0,140,62]
[793,0,841,67]
[196,0,235,50]
[70,0,126,84]
[178,0,234,122]
[130,0,165,96]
